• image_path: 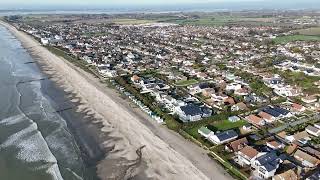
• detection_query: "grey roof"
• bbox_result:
[306,125,320,133]
[256,152,278,165]
[180,104,203,116]
[215,130,238,141]
[307,170,320,180]
[256,152,280,172]
[273,107,290,115]
[263,107,281,117]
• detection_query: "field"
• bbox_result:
[295,27,320,36]
[112,19,154,25]
[161,16,276,26]
[175,79,199,86]
[273,35,320,44]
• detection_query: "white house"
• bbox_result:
[226,83,242,91]
[208,130,238,145]
[237,146,259,167]
[198,126,214,138]
[251,152,281,179]
[176,104,212,122]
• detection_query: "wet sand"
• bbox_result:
[0,20,233,180]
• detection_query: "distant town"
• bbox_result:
[5,10,320,180]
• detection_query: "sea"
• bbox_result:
[0,25,101,180]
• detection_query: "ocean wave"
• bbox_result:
[0,114,25,126]
[0,115,64,180]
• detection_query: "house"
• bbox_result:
[302,95,318,104]
[40,38,49,45]
[258,111,276,123]
[251,152,282,179]
[226,137,248,152]
[245,115,266,126]
[274,86,300,97]
[226,83,242,91]
[306,125,320,137]
[231,102,248,112]
[267,141,284,150]
[294,150,320,168]
[131,75,141,83]
[272,107,293,118]
[315,123,320,129]
[234,88,249,96]
[228,116,240,122]
[306,170,320,180]
[237,146,259,167]
[208,130,238,145]
[303,147,320,159]
[286,131,311,144]
[273,169,298,180]
[198,126,214,138]
[224,97,235,105]
[176,104,212,122]
[202,88,215,97]
[262,107,281,119]
[291,103,306,112]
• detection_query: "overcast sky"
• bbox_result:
[2,0,261,5]
[1,0,319,9]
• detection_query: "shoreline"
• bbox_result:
[0,20,233,180]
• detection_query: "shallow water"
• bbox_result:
[0,25,99,180]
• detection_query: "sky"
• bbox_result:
[1,0,319,10]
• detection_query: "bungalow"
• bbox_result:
[226,137,248,152]
[226,83,242,91]
[237,146,259,167]
[273,169,298,180]
[228,116,241,122]
[224,97,235,105]
[131,75,141,83]
[202,88,215,97]
[272,107,293,118]
[302,95,318,104]
[231,102,248,112]
[291,103,306,112]
[274,86,300,97]
[306,125,320,137]
[251,152,282,179]
[258,111,276,123]
[245,115,266,126]
[176,104,212,122]
[267,141,284,150]
[286,131,310,143]
[208,130,238,145]
[294,150,320,168]
[198,126,214,138]
[234,88,249,96]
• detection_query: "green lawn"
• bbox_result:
[184,119,247,141]
[212,120,248,131]
[277,70,320,94]
[273,35,320,44]
[175,79,199,86]
[295,27,320,36]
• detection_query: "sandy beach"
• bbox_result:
[0,20,233,180]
